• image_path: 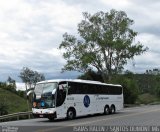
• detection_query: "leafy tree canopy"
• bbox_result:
[59,9,148,81]
[19,67,45,90]
[7,76,16,89]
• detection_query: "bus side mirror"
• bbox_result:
[27,90,34,96]
[27,90,34,99]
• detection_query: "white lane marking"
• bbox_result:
[69,108,160,126]
[35,108,160,132]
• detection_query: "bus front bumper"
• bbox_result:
[32,108,57,118]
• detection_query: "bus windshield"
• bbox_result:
[34,82,58,108]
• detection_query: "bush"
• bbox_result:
[0,82,16,93]
[137,93,159,104]
[16,90,25,98]
[0,99,8,116]
[123,79,139,104]
[110,74,139,104]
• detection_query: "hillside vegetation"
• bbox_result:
[0,88,28,114]
[78,69,160,104]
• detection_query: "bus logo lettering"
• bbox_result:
[83,95,90,108]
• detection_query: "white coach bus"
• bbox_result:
[29,79,123,120]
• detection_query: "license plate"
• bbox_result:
[39,115,43,117]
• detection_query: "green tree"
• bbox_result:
[7,76,16,90]
[59,9,148,82]
[19,67,45,90]
[111,72,139,104]
[78,69,103,82]
[19,67,45,113]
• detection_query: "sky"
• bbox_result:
[0,0,160,82]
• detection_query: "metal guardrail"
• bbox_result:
[0,111,32,122]
[0,105,135,121]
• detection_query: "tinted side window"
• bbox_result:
[76,83,83,94]
[82,83,88,94]
[102,85,108,94]
[108,86,122,95]
[89,84,97,94]
[68,82,122,95]
[68,82,83,94]
[68,82,76,94]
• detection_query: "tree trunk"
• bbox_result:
[101,71,112,83]
[25,84,30,119]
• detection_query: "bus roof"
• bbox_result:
[37,79,122,87]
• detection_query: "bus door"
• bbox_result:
[56,82,67,117]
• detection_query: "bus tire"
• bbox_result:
[104,105,110,115]
[110,105,116,114]
[67,108,76,120]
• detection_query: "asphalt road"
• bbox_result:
[1,105,160,132]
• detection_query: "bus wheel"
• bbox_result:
[110,105,116,114]
[104,105,110,115]
[67,108,76,120]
